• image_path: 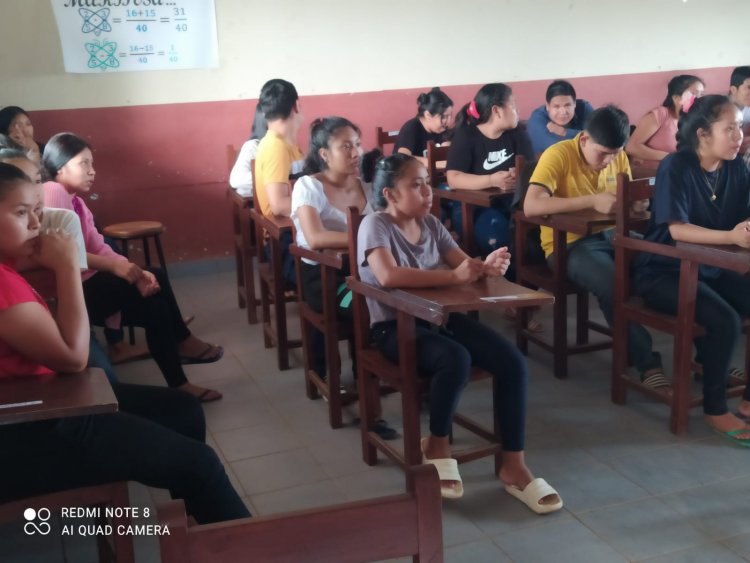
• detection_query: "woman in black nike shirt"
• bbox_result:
[446,83,533,256]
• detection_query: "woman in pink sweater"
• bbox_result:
[43,132,223,402]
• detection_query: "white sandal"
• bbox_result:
[421,439,464,499]
[504,477,563,514]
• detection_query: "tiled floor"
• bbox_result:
[3,268,750,562]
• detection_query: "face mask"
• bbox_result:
[681,91,696,113]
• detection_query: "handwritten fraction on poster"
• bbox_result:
[50,1,218,73]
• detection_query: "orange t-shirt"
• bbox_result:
[0,263,54,378]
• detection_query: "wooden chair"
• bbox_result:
[375,126,399,153]
[0,483,134,563]
[513,164,613,380]
[290,244,356,428]
[427,140,451,219]
[346,207,502,476]
[159,464,442,563]
[611,174,747,434]
[251,206,301,371]
[227,147,259,323]
[102,220,168,344]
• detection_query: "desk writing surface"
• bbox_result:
[675,241,750,275]
[0,369,117,426]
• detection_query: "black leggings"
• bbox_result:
[83,268,190,387]
[371,313,527,450]
[0,383,249,524]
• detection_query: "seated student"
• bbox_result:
[0,163,249,523]
[291,117,396,439]
[634,95,750,444]
[254,78,305,285]
[626,75,704,162]
[446,83,533,256]
[229,104,268,196]
[42,132,224,403]
[729,66,750,155]
[0,148,87,271]
[527,80,594,156]
[729,66,750,124]
[394,87,453,166]
[358,153,562,512]
[524,106,667,389]
[0,106,44,163]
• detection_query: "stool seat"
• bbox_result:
[103,221,165,238]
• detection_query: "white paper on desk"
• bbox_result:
[480,296,519,302]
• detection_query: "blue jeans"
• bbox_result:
[371,313,527,450]
[636,270,750,414]
[451,199,512,257]
[548,229,662,374]
[89,332,118,383]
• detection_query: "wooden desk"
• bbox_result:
[675,242,750,275]
[631,159,660,180]
[513,208,649,379]
[348,275,552,470]
[0,368,117,426]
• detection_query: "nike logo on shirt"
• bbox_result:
[483,149,514,170]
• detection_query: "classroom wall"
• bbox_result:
[1,0,748,263]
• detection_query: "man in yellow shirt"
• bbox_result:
[253,78,305,285]
[254,78,305,218]
[524,105,666,389]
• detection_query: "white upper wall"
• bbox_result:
[2,0,748,110]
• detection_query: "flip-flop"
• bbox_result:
[641,370,671,390]
[421,438,464,499]
[504,477,563,515]
[180,344,224,365]
[196,389,223,403]
[712,427,750,448]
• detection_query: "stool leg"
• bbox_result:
[119,239,129,260]
[142,237,152,268]
[154,234,168,276]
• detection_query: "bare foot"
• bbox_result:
[706,412,750,439]
[179,382,223,402]
[178,335,222,360]
[738,400,750,420]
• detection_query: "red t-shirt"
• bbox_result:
[0,263,54,377]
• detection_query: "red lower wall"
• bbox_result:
[30,66,733,263]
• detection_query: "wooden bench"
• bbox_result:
[158,464,444,563]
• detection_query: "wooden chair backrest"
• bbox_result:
[159,465,443,563]
[376,126,400,152]
[346,206,373,351]
[226,144,238,175]
[615,174,654,237]
[426,140,450,186]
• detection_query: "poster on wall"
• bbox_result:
[50,0,218,73]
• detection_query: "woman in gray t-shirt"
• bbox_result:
[357,154,562,514]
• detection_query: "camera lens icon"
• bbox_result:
[23,507,51,536]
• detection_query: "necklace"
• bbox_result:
[702,170,719,202]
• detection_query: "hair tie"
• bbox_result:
[467,100,480,119]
